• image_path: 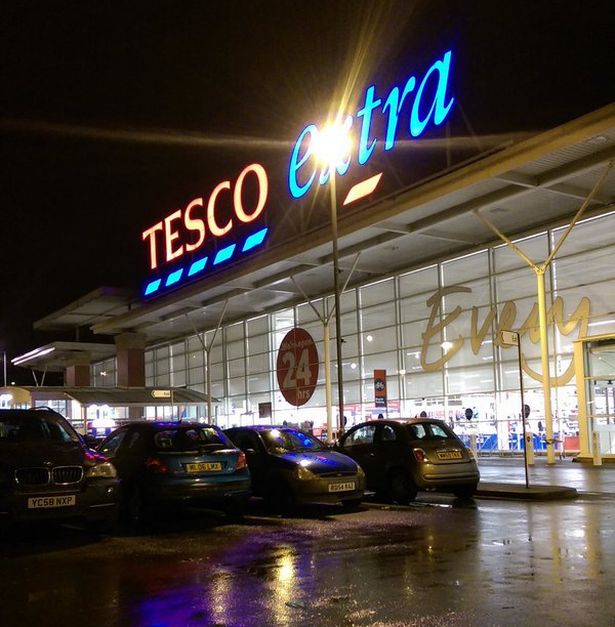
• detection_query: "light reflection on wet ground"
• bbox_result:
[1,462,615,626]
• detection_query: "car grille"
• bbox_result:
[318,470,356,478]
[52,466,84,485]
[15,467,50,486]
[14,466,84,486]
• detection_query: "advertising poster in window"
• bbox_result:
[374,369,387,409]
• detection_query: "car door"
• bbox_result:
[233,430,268,495]
[372,422,403,486]
[339,424,377,489]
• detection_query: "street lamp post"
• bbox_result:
[329,173,345,437]
[313,122,352,439]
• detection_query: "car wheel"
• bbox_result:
[266,482,295,514]
[224,499,246,521]
[123,486,150,532]
[453,483,478,499]
[388,471,417,504]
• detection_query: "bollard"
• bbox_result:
[592,430,602,466]
[525,431,535,465]
[470,433,478,458]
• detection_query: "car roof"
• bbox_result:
[117,421,217,430]
[226,425,302,432]
[353,418,448,427]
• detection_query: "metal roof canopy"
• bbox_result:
[34,287,138,332]
[12,341,117,371]
[0,386,217,406]
[84,105,615,343]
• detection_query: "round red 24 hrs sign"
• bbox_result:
[276,328,319,406]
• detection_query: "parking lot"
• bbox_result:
[2,460,615,627]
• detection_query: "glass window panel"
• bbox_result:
[442,250,489,284]
[446,366,494,394]
[247,352,270,374]
[554,246,615,290]
[441,277,492,314]
[400,292,433,325]
[551,213,615,255]
[248,372,271,394]
[187,349,204,368]
[226,322,244,342]
[492,233,549,274]
[362,327,398,354]
[360,278,394,307]
[226,339,245,361]
[362,351,399,375]
[297,300,324,325]
[228,358,245,378]
[188,367,204,386]
[361,302,396,330]
[247,315,268,335]
[246,333,269,355]
[405,370,444,397]
[228,377,245,397]
[171,370,186,387]
[494,266,547,303]
[399,265,438,298]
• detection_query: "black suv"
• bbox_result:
[0,408,119,528]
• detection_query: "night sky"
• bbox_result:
[1,0,614,384]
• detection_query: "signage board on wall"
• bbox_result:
[276,328,319,407]
[140,49,456,299]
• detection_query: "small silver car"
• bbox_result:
[338,418,479,503]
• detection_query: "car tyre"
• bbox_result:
[453,483,478,499]
[388,471,417,504]
[341,498,363,510]
[122,486,150,533]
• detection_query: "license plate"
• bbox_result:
[328,481,355,493]
[28,495,76,509]
[437,451,463,460]
[186,462,222,473]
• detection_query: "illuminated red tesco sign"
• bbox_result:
[142,162,269,270]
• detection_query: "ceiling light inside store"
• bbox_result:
[441,341,453,352]
[366,335,373,342]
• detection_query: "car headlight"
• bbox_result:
[86,462,117,479]
[296,464,318,481]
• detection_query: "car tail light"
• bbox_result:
[413,448,428,462]
[145,457,169,474]
[234,451,247,470]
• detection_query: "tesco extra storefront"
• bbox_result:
[30,51,615,458]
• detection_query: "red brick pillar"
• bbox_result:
[64,353,91,386]
[115,333,146,387]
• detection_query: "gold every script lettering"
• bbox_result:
[420,286,590,386]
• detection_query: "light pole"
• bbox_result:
[313,122,352,438]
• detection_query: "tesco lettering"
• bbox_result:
[142,163,268,270]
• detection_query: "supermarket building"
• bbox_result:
[5,101,615,462]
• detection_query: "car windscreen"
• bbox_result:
[153,426,233,452]
[261,428,326,453]
[405,422,456,441]
[0,413,79,444]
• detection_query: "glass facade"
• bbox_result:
[100,211,615,453]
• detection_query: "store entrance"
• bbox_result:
[575,335,615,461]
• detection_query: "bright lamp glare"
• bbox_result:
[312,125,352,167]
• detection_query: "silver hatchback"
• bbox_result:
[338,419,480,503]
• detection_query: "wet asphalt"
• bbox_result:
[1,459,615,627]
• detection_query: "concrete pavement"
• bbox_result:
[475,455,615,500]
